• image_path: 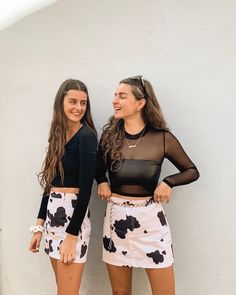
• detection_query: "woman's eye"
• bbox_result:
[81,101,87,106]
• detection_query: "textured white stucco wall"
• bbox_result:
[0,0,235,294]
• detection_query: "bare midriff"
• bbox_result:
[111,192,151,200]
[51,187,80,194]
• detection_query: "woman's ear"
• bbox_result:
[138,98,146,110]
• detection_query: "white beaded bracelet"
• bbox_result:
[29,225,44,233]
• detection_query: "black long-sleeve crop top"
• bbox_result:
[37,125,97,236]
[96,127,199,196]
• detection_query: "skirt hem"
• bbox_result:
[103,258,174,269]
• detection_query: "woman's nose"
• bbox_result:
[75,103,82,110]
[113,96,118,104]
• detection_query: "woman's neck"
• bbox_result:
[124,118,145,135]
[66,122,82,139]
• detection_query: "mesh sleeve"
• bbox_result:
[162,131,200,188]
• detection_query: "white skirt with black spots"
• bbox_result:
[44,191,91,263]
[103,196,174,268]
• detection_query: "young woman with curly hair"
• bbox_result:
[96,75,199,295]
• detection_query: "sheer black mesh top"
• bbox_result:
[96,127,199,197]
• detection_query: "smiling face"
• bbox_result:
[113,83,145,120]
[63,90,87,127]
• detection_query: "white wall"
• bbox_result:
[0,0,58,31]
[0,0,235,294]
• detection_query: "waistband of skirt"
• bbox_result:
[109,196,154,207]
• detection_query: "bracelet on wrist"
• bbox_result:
[29,225,44,233]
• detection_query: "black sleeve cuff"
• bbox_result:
[96,176,109,185]
[162,179,174,188]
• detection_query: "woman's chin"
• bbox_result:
[114,113,123,119]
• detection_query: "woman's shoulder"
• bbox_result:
[77,124,97,139]
[148,126,169,134]
[148,126,178,141]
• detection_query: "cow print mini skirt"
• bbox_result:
[44,191,91,263]
[103,196,174,268]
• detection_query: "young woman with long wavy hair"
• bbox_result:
[96,75,199,295]
[29,79,97,295]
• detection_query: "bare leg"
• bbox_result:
[50,257,58,283]
[106,263,133,295]
[146,265,175,295]
[56,261,85,295]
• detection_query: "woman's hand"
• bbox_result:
[29,232,43,253]
[59,234,77,264]
[153,181,172,203]
[97,182,112,200]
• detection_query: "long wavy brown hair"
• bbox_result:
[39,79,96,193]
[100,76,168,169]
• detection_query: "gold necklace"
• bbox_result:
[124,127,146,148]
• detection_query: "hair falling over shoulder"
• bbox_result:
[100,117,124,170]
[100,77,169,169]
[38,79,96,193]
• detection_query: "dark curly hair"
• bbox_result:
[100,76,168,170]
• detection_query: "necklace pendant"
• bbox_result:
[125,127,146,149]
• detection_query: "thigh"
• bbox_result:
[146,265,175,295]
[50,257,57,283]
[106,263,133,295]
[57,261,85,295]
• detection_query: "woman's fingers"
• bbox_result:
[69,254,75,263]
[59,235,76,264]
[154,194,166,203]
[29,236,41,252]
[36,241,40,252]
[153,182,172,203]
[98,192,111,200]
[61,255,74,264]
[156,194,170,203]
[97,183,112,200]
[60,253,69,264]
[154,187,172,203]
[60,251,75,264]
[103,194,112,200]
